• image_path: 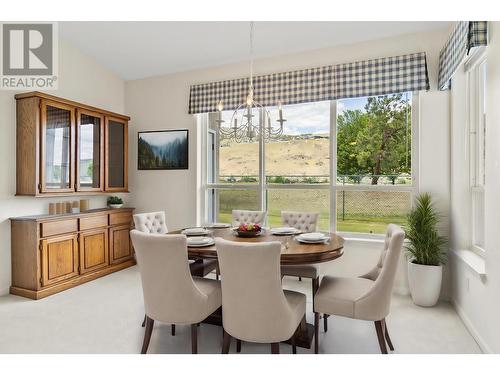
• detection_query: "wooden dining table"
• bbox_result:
[172,227,345,349]
[181,227,345,265]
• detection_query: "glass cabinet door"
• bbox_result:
[105,117,128,191]
[77,110,104,191]
[40,101,75,192]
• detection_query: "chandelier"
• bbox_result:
[216,22,286,142]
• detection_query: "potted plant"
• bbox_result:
[405,193,447,307]
[107,196,124,209]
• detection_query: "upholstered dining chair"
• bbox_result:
[280,211,321,301]
[130,230,222,354]
[313,224,405,354]
[133,211,218,332]
[231,210,266,227]
[215,237,306,354]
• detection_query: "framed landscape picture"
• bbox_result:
[138,129,189,170]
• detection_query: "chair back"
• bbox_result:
[357,224,405,320]
[281,211,319,232]
[231,210,266,227]
[130,230,208,324]
[215,237,295,343]
[133,211,168,234]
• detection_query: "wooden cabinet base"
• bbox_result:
[10,259,136,300]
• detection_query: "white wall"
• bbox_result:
[125,28,451,296]
[0,39,126,295]
[450,21,500,353]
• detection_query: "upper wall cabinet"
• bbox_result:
[15,92,130,196]
[105,117,128,191]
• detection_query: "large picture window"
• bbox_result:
[202,92,417,235]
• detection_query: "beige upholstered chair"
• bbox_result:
[215,238,306,354]
[130,230,222,354]
[280,211,321,302]
[281,211,319,232]
[133,211,169,234]
[133,211,218,331]
[231,210,266,227]
[313,224,405,354]
[133,211,218,276]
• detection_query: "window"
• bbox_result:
[467,53,487,253]
[336,93,414,233]
[202,92,417,235]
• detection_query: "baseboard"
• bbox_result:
[452,300,492,353]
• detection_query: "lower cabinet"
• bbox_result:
[10,208,135,300]
[41,234,79,287]
[109,224,133,264]
[79,228,109,274]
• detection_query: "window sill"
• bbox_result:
[452,249,486,278]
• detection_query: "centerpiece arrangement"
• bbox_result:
[235,223,262,238]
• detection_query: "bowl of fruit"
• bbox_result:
[235,223,262,238]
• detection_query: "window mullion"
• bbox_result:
[259,108,266,219]
[330,100,337,233]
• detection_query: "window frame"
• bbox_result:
[465,49,487,256]
[199,92,419,238]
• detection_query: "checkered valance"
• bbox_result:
[188,52,430,114]
[334,52,429,99]
[438,21,488,90]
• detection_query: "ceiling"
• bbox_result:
[60,21,451,81]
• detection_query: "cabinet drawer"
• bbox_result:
[41,219,78,238]
[109,212,132,226]
[79,215,108,231]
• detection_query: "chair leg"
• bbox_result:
[290,325,299,354]
[271,342,280,354]
[323,314,329,332]
[383,318,394,351]
[314,312,320,354]
[298,276,302,281]
[216,264,220,280]
[191,324,198,354]
[141,314,146,327]
[141,317,154,354]
[222,330,231,354]
[374,320,388,354]
[171,324,176,336]
[236,339,242,353]
[312,276,319,307]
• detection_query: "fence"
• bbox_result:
[212,174,412,233]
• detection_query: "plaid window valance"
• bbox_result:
[188,52,430,114]
[438,21,488,90]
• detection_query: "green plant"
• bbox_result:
[107,196,123,205]
[405,193,447,266]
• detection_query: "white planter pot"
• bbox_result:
[108,204,123,209]
[408,261,442,307]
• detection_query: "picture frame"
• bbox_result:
[138,129,189,170]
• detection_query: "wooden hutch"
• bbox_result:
[11,92,134,299]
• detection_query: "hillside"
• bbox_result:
[219,137,330,177]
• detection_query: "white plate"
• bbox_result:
[298,232,326,241]
[296,237,329,244]
[270,227,301,235]
[182,227,210,236]
[187,237,214,247]
[206,223,230,229]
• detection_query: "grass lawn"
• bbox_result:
[218,212,405,234]
[216,189,409,234]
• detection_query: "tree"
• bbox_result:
[336,94,411,185]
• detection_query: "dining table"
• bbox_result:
[171,227,345,349]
